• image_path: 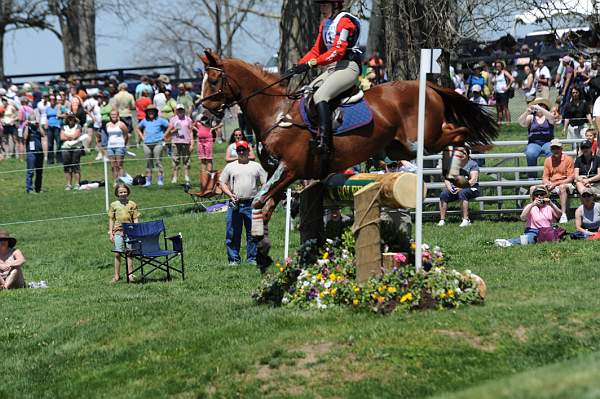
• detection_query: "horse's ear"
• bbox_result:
[201,48,221,66]
[198,52,209,66]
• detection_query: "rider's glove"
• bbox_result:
[288,63,310,75]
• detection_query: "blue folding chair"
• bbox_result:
[120,220,185,283]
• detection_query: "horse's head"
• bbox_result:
[199,49,237,118]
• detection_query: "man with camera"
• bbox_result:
[219,140,267,266]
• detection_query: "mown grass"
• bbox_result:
[2,124,600,398]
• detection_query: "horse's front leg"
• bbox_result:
[250,162,296,237]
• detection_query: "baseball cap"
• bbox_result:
[235,140,249,151]
[581,187,595,197]
[581,140,593,149]
[175,103,185,110]
[471,84,482,92]
[532,185,548,196]
[550,138,562,148]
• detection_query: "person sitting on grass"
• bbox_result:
[0,230,26,290]
[535,138,574,224]
[495,185,562,247]
[571,188,600,239]
[108,183,140,283]
[437,149,479,227]
[574,140,600,196]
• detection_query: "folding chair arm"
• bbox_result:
[124,237,143,255]
[166,233,183,253]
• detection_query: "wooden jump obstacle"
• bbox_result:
[298,172,426,282]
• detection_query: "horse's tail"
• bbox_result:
[428,83,499,145]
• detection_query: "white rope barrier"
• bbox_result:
[0,198,227,227]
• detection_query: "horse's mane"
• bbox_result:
[224,59,286,88]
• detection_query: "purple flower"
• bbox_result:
[308,287,318,299]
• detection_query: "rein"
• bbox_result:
[197,65,307,113]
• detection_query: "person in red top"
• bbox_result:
[135,91,152,124]
[289,0,362,158]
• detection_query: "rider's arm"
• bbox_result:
[314,17,357,66]
[299,20,326,64]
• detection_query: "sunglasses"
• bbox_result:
[582,194,594,198]
[534,193,547,197]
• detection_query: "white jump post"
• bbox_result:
[284,188,292,260]
[416,48,442,272]
[103,157,109,212]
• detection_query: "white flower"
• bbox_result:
[303,281,310,287]
[317,259,330,266]
[326,238,334,244]
[299,270,309,279]
[282,296,290,305]
[455,287,462,295]
[324,281,332,288]
[453,279,459,286]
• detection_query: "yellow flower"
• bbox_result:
[353,286,360,293]
[400,292,413,303]
[377,285,385,293]
[440,292,447,299]
[316,273,323,281]
[329,273,337,281]
[322,252,329,260]
[279,267,284,273]
[387,286,397,294]
[447,289,455,298]
[275,262,281,268]
[331,287,337,296]
[319,292,325,299]
[337,276,344,282]
[352,299,359,305]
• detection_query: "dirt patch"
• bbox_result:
[436,329,496,353]
[256,342,333,380]
[513,326,528,343]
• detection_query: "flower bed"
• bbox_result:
[253,230,485,314]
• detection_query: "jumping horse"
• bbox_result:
[199,49,498,259]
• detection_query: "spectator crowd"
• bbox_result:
[0,74,233,193]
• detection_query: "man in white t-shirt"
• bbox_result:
[83,89,102,157]
[535,58,551,100]
[219,140,267,266]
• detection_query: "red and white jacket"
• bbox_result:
[299,12,362,66]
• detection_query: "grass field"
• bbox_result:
[2,123,600,398]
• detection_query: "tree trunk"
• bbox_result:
[278,0,320,73]
[52,0,97,72]
[0,24,5,82]
[380,0,456,83]
[366,0,385,58]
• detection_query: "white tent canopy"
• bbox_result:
[514,0,597,25]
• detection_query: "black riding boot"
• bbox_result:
[314,101,332,176]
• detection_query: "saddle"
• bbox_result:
[299,86,372,135]
[302,85,364,128]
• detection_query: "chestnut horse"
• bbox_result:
[199,49,498,233]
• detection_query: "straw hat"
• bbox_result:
[0,230,17,248]
[529,97,552,109]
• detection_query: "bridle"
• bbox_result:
[197,65,307,115]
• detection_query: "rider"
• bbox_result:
[290,0,362,156]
